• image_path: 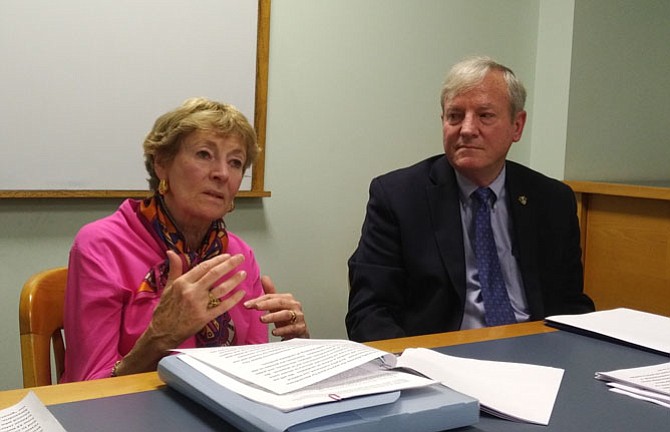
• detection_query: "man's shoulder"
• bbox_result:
[373,154,445,185]
[506,161,572,195]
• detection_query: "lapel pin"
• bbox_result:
[518,196,528,205]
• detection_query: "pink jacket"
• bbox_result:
[61,199,268,382]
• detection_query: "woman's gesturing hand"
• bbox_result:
[244,276,310,340]
[149,250,247,348]
[115,251,247,376]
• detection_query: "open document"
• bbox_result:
[161,338,480,432]
[174,339,435,411]
[166,337,563,426]
[596,362,670,409]
[0,392,67,432]
[545,308,670,354]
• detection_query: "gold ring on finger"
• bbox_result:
[207,292,221,309]
[289,310,297,324]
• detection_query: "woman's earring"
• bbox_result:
[158,179,168,195]
[229,200,235,213]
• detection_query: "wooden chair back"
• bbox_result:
[19,267,67,387]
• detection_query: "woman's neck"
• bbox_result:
[159,195,209,251]
[180,227,208,251]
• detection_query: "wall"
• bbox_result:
[528,0,575,179]
[565,0,670,181]
[1,0,572,390]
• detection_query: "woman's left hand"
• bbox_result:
[244,276,310,340]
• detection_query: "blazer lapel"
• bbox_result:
[505,163,544,318]
[426,158,467,304]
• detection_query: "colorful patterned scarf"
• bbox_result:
[137,195,236,347]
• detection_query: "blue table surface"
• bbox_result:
[49,330,670,432]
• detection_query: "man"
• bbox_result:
[346,56,594,342]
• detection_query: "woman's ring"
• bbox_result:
[207,292,221,309]
[289,310,297,324]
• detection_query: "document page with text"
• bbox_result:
[177,354,434,412]
[0,392,66,432]
[176,338,396,394]
[596,362,670,408]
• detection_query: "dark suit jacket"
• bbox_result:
[346,155,594,342]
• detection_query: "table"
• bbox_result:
[0,321,550,409]
[2,321,668,431]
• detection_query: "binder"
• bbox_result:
[157,355,479,432]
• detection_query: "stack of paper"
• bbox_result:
[160,339,481,432]
[596,362,670,409]
[159,354,479,432]
[545,308,670,354]
[174,339,436,412]
[162,337,565,429]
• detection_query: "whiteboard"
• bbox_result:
[0,0,259,192]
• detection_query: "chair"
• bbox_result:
[19,267,67,387]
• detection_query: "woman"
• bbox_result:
[61,98,309,382]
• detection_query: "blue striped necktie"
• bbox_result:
[472,187,517,326]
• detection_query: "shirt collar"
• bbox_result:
[455,165,507,204]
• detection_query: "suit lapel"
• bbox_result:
[426,158,467,304]
[505,162,544,318]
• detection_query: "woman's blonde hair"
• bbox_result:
[143,97,259,191]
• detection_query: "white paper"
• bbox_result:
[595,361,670,409]
[175,338,564,424]
[178,355,435,412]
[176,338,393,395]
[394,348,564,425]
[0,392,67,432]
[596,361,670,396]
[546,308,670,354]
[608,386,670,409]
